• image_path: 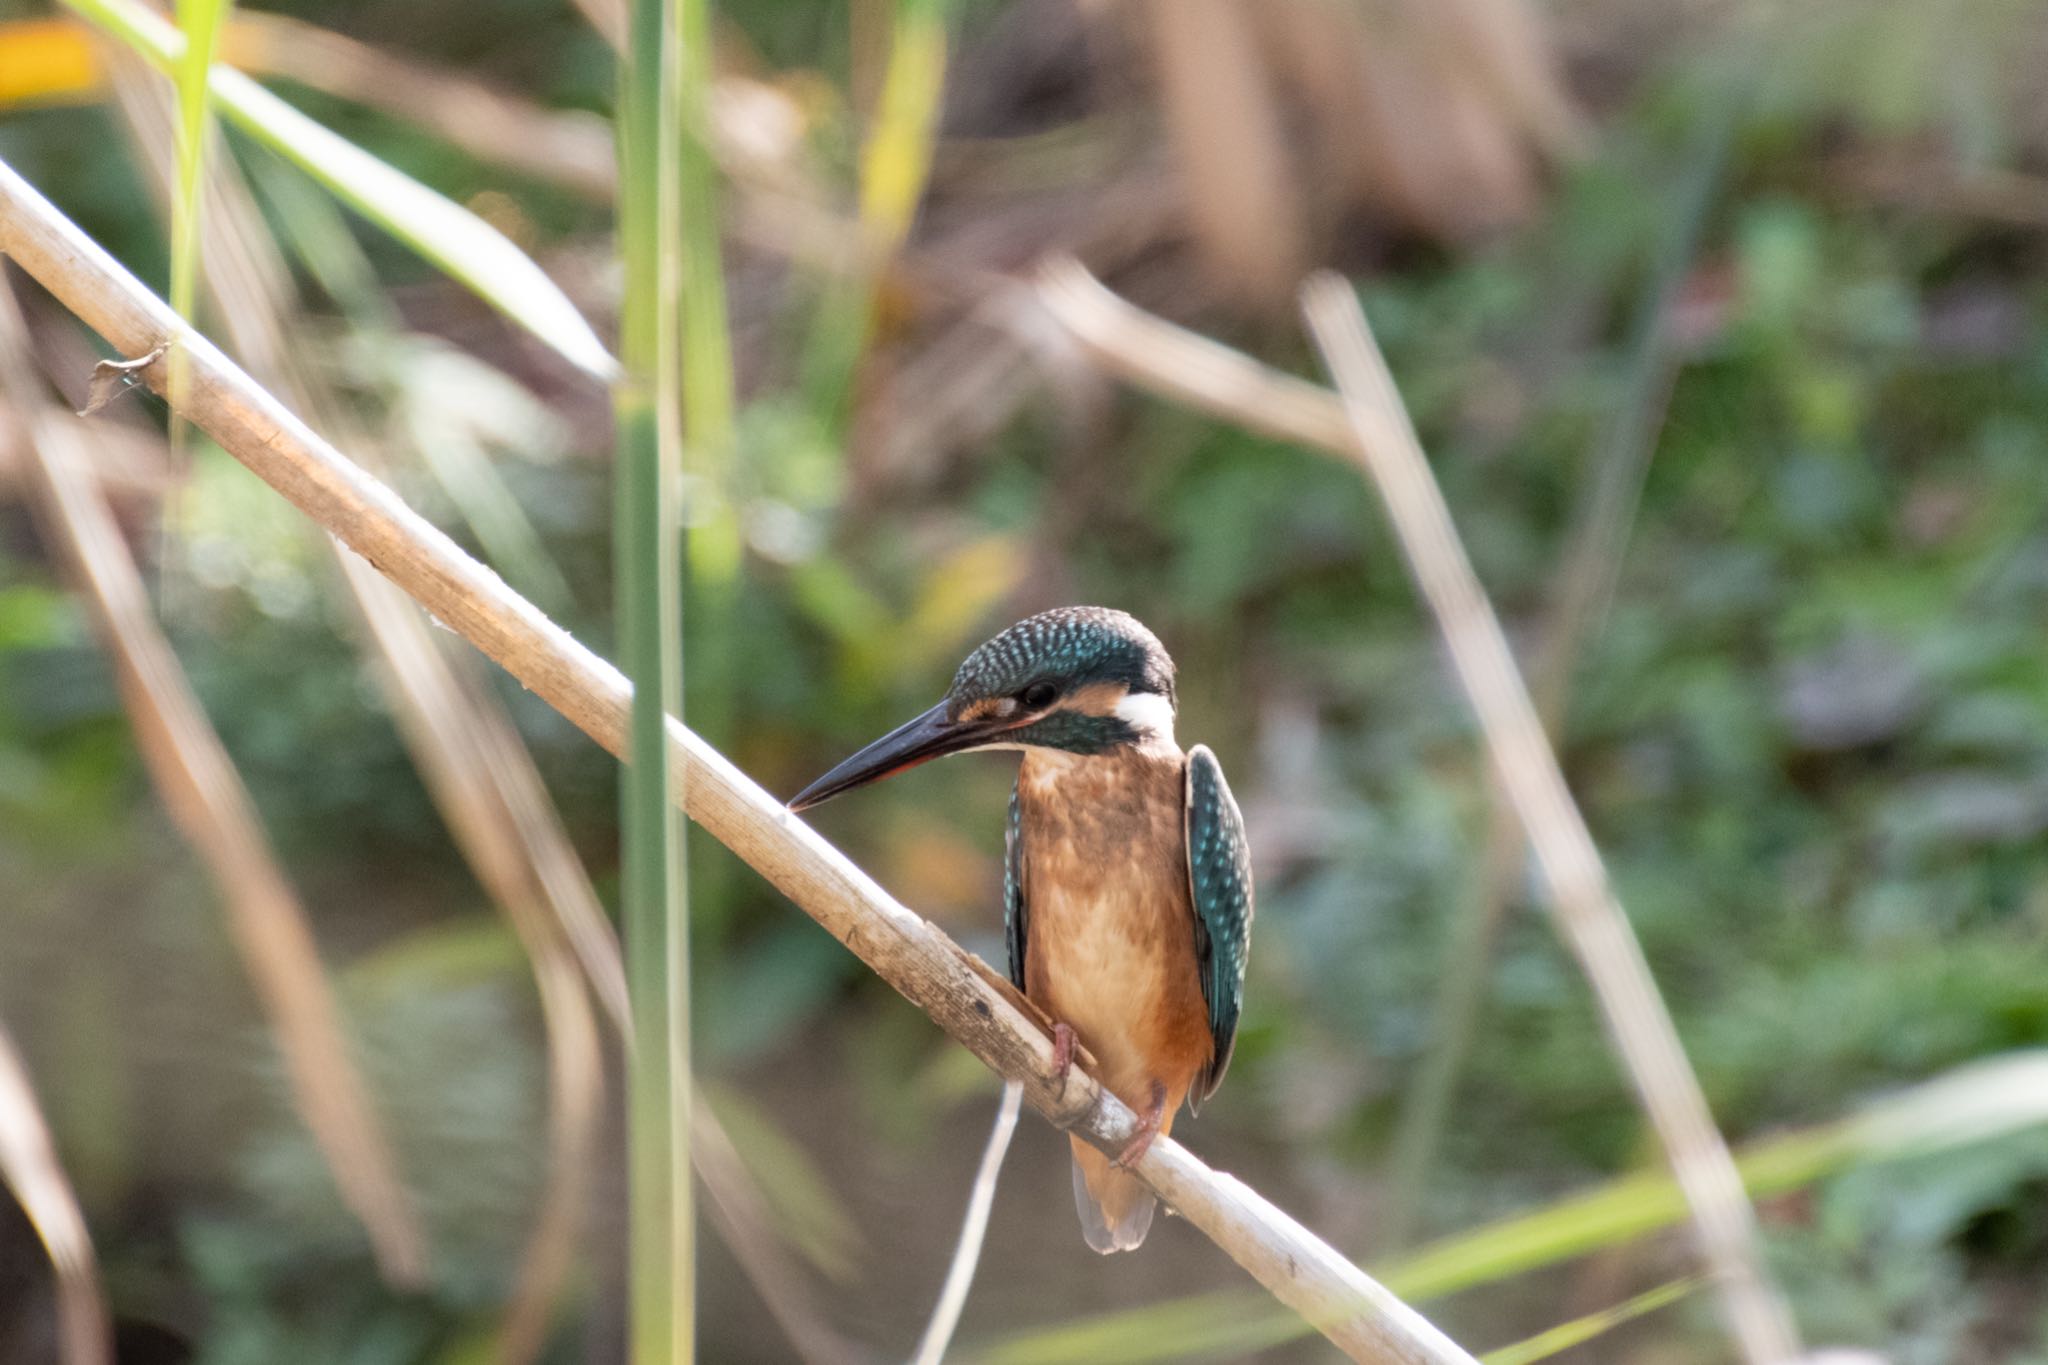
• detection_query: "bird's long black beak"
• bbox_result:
[787,701,1005,813]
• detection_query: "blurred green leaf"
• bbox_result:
[64,0,617,379]
[0,584,80,650]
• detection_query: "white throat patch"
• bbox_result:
[1113,690,1178,747]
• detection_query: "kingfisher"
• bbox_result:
[789,606,1254,1253]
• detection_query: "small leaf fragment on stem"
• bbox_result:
[79,342,166,416]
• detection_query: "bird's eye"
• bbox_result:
[1019,681,1058,710]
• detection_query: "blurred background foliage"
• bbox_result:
[2,0,2048,1360]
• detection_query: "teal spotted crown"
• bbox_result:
[948,606,1176,706]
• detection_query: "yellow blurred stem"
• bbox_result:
[797,0,950,454]
[675,0,737,587]
[859,0,949,256]
[169,0,234,464]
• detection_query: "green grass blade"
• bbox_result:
[160,0,234,602]
[617,0,692,1356]
[1480,1277,1700,1365]
[703,1083,862,1280]
[65,0,617,380]
[667,0,740,940]
[168,0,231,394]
[674,0,736,583]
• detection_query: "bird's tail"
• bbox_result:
[1069,1136,1157,1254]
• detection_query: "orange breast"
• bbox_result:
[1018,747,1213,1118]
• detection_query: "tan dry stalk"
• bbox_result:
[0,287,430,1288]
[0,154,1475,1365]
[690,1102,862,1365]
[1299,273,1799,1362]
[1036,257,1356,453]
[341,551,608,1365]
[1136,0,1307,304]
[0,411,167,497]
[0,1022,112,1365]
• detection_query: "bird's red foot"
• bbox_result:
[1112,1080,1168,1170]
[1050,1022,1078,1094]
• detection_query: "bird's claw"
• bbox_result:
[1050,1022,1077,1096]
[1111,1129,1158,1171]
[1110,1080,1167,1171]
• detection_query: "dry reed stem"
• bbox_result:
[910,1080,1023,1365]
[691,1102,863,1365]
[1036,257,1356,453]
[109,61,602,1330]
[0,410,166,496]
[1138,0,1307,304]
[0,277,431,1288]
[0,1022,111,1365]
[0,154,1475,1365]
[107,47,637,1040]
[341,551,608,1364]
[1382,106,1735,1248]
[566,0,625,51]
[1299,274,1799,1363]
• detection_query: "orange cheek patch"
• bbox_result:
[1063,682,1129,717]
[957,697,1018,724]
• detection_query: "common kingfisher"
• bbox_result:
[789,606,1255,1253]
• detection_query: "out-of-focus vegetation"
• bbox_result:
[3,0,2048,1361]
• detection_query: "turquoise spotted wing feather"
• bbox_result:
[1005,780,1028,991]
[1183,745,1253,1111]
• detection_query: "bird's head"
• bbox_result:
[787,606,1177,812]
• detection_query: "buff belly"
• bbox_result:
[1018,746,1211,1252]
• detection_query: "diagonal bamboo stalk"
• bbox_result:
[0,278,430,1289]
[0,154,1475,1365]
[0,1020,111,1365]
[1300,275,1799,1362]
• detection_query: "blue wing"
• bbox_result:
[1004,780,1028,992]
[1184,745,1253,1113]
